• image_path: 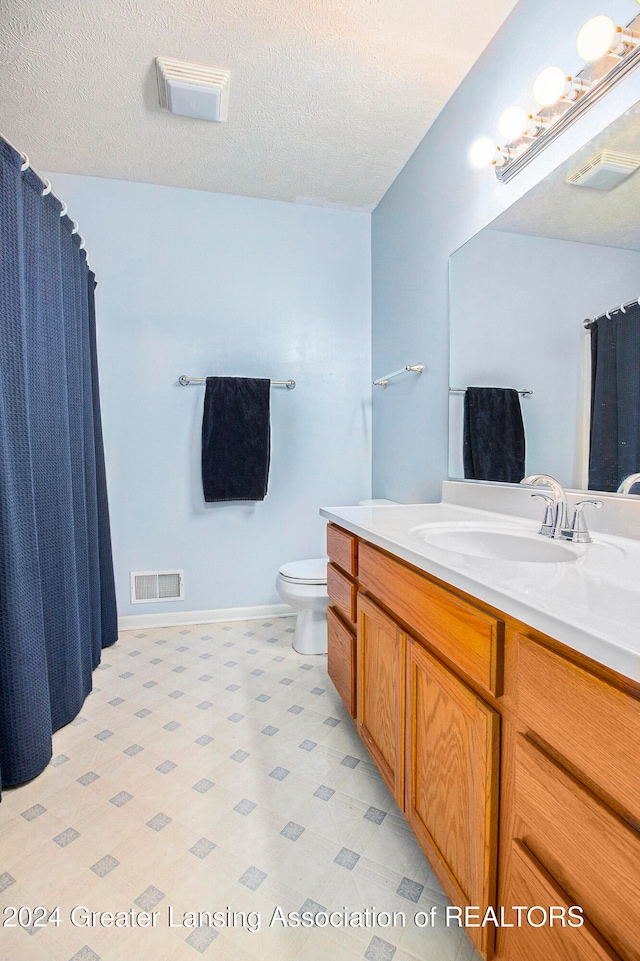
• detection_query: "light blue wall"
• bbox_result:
[46,173,372,617]
[449,230,640,486]
[372,0,640,503]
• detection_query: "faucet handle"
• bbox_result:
[562,499,603,544]
[531,492,555,536]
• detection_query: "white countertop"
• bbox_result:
[320,499,640,683]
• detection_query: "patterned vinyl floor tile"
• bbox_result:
[0,618,480,961]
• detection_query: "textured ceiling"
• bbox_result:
[0,0,518,209]
[490,100,640,250]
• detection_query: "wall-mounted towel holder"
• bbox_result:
[373,364,424,387]
[179,375,296,389]
[449,386,533,396]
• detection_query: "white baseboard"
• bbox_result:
[118,603,295,632]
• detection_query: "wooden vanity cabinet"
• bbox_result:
[325,522,640,961]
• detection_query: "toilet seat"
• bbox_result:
[278,557,328,585]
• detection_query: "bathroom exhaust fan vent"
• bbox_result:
[130,570,184,604]
[566,150,640,190]
[156,56,230,122]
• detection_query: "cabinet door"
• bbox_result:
[405,637,499,959]
[327,607,356,717]
[357,593,406,808]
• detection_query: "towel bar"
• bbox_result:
[373,364,424,387]
[449,387,533,396]
[179,375,295,389]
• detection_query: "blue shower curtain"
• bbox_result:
[0,139,117,795]
[589,305,640,492]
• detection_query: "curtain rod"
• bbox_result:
[0,131,88,257]
[584,296,640,328]
[179,375,296,389]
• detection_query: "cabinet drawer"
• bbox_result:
[359,543,503,695]
[327,563,356,627]
[327,607,356,717]
[515,634,640,825]
[327,524,357,577]
[514,734,640,961]
[500,839,621,961]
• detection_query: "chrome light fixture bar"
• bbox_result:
[471,11,640,184]
[497,35,640,183]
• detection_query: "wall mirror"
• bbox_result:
[449,99,640,495]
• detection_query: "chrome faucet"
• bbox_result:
[521,474,603,542]
[520,474,568,539]
[562,499,603,543]
[617,473,640,494]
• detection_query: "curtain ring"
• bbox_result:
[59,201,68,217]
[71,221,79,234]
[620,303,627,313]
[605,310,611,319]
[20,152,30,172]
[41,178,52,196]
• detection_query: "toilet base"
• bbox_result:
[292,608,328,655]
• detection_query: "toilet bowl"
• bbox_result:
[276,500,398,655]
[276,558,330,655]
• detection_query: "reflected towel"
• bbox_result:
[202,377,271,501]
[463,387,525,483]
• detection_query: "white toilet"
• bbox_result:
[276,500,397,655]
[276,557,330,655]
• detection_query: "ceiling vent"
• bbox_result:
[566,150,640,190]
[156,57,230,122]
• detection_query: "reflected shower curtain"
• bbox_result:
[0,140,117,795]
[589,304,640,492]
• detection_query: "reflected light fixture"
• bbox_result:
[533,66,570,106]
[471,8,640,182]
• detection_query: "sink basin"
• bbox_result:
[410,523,579,563]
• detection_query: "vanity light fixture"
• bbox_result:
[469,138,508,169]
[576,15,639,62]
[532,66,576,107]
[498,106,530,142]
[472,9,640,183]
[576,16,621,62]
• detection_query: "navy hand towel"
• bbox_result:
[202,377,271,502]
[463,387,525,483]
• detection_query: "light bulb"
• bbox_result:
[533,66,568,106]
[469,137,497,169]
[498,105,529,142]
[576,15,618,61]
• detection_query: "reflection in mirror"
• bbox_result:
[449,100,640,494]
